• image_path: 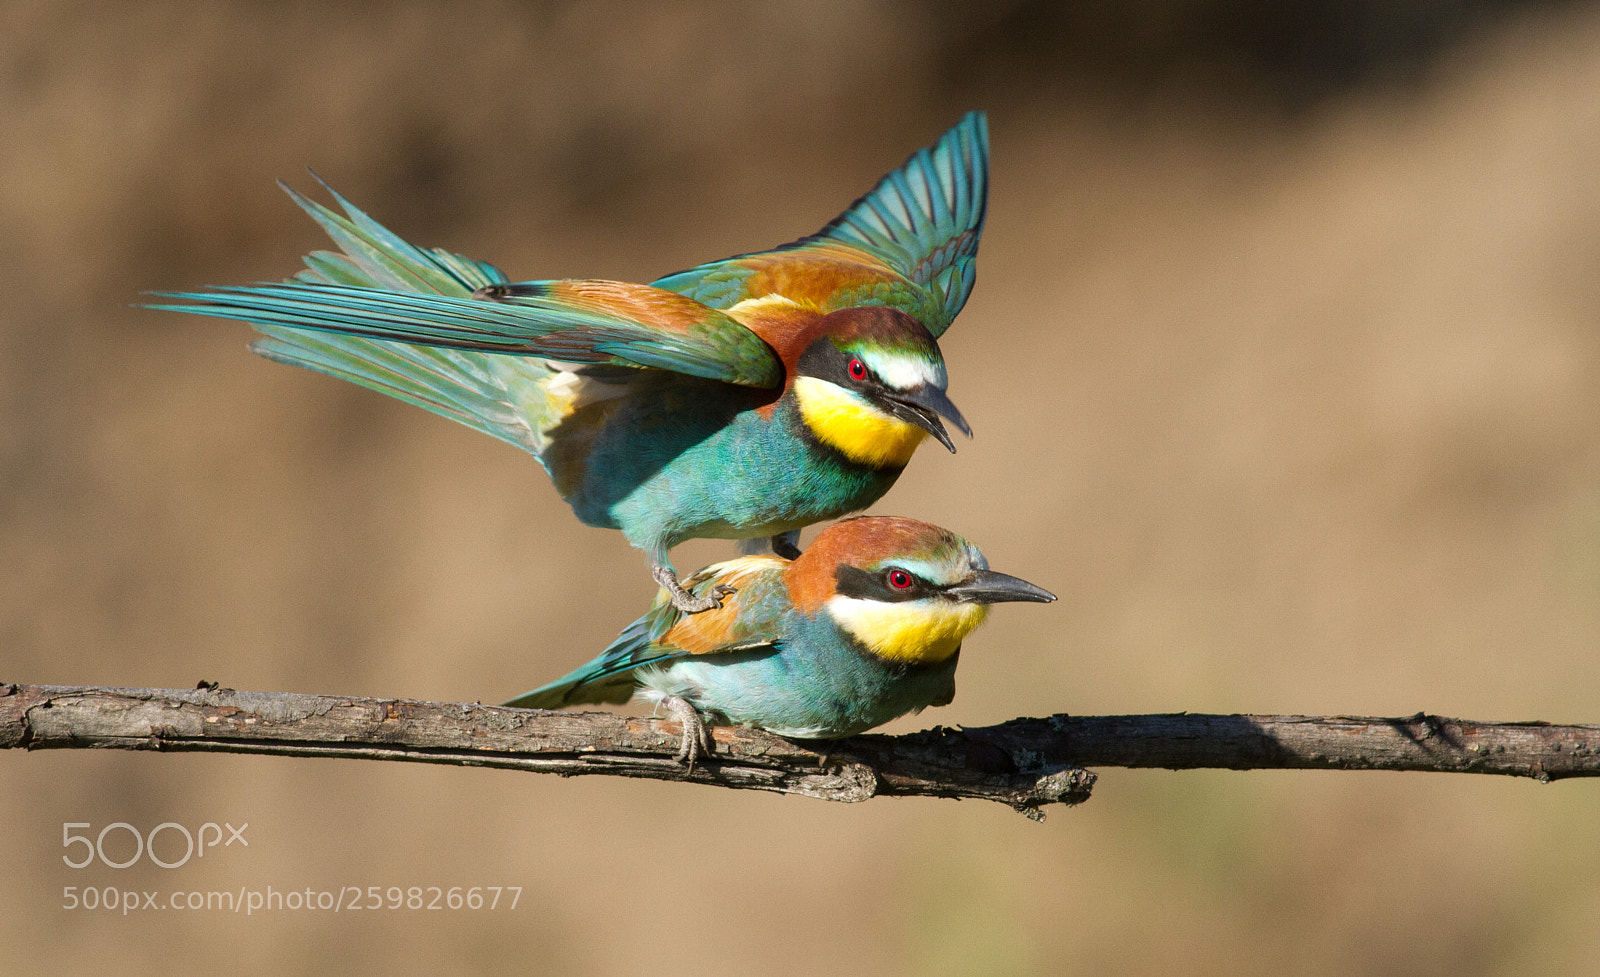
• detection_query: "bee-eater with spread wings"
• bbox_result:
[151,113,989,612]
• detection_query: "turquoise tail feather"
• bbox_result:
[504,617,681,709]
[164,178,562,463]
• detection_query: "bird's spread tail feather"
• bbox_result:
[152,177,573,462]
[504,616,680,709]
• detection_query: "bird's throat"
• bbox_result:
[824,596,989,666]
[793,377,927,468]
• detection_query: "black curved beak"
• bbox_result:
[886,384,972,454]
[945,569,1057,605]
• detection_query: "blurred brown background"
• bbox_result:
[4,1,1600,973]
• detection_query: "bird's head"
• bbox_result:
[786,516,1055,666]
[788,307,970,469]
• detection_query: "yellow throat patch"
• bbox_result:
[793,376,927,468]
[824,596,989,666]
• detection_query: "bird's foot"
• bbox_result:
[660,695,714,771]
[769,530,803,561]
[653,564,734,614]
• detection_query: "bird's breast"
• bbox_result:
[638,615,960,738]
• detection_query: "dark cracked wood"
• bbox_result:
[967,712,1600,782]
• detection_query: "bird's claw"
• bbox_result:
[660,695,714,771]
[654,564,736,614]
[668,587,733,614]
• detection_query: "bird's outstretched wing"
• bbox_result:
[504,556,790,709]
[149,182,785,389]
[651,111,989,337]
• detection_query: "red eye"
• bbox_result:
[847,357,868,381]
[887,569,914,590]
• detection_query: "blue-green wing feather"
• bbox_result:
[151,280,782,387]
[652,111,988,336]
[796,109,988,331]
[148,181,784,388]
[504,559,789,709]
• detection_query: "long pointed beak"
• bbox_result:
[887,384,972,453]
[945,569,1057,605]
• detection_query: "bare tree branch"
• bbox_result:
[0,684,1092,817]
[971,712,1600,783]
[4,684,1596,818]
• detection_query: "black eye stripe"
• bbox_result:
[834,564,931,602]
[796,339,888,389]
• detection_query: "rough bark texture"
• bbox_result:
[0,684,1092,817]
[5,684,1596,819]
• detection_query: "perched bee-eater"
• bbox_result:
[506,516,1055,764]
[149,114,989,612]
